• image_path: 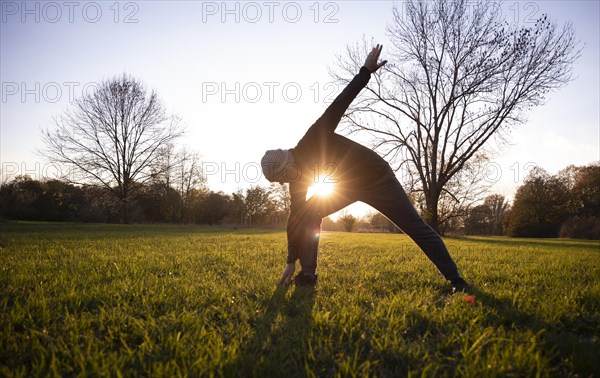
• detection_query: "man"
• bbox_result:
[261,44,469,293]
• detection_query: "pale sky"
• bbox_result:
[1,1,599,217]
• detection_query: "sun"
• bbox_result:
[307,180,335,199]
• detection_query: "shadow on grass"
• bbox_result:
[223,284,316,377]
[469,286,599,375]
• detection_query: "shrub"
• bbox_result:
[559,216,600,240]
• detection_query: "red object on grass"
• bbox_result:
[465,295,476,304]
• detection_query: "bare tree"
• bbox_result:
[154,143,206,221]
[41,73,183,223]
[332,0,580,233]
[175,148,206,221]
[483,194,509,235]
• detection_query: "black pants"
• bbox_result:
[298,170,461,283]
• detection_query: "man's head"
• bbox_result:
[261,149,294,184]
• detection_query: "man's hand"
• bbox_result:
[363,44,387,73]
[278,262,296,286]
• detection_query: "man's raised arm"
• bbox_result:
[313,44,387,134]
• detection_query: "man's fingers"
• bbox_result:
[278,267,294,285]
[370,47,377,59]
[280,275,292,286]
[365,44,386,73]
[278,275,289,285]
[369,44,383,63]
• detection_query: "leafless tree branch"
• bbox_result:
[332,0,581,233]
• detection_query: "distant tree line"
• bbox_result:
[321,211,401,234]
[504,164,599,239]
[463,163,599,239]
[0,176,290,228]
[1,162,597,239]
[0,175,397,232]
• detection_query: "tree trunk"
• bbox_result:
[423,193,441,235]
[120,198,130,224]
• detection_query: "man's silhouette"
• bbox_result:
[261,45,469,293]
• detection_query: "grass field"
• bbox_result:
[1,222,599,377]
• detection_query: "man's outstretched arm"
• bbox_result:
[312,44,387,134]
[279,181,306,285]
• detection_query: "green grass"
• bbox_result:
[1,222,599,377]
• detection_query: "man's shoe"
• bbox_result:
[293,271,318,286]
[451,278,470,294]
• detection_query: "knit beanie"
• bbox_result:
[261,149,293,182]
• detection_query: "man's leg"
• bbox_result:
[363,175,464,284]
[296,190,358,275]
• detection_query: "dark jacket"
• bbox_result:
[286,66,392,263]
